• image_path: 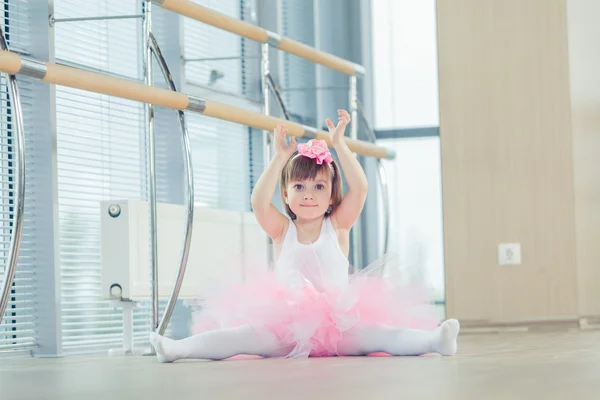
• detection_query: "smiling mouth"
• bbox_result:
[300,205,318,207]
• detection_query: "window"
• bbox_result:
[183,0,242,95]
[378,137,445,303]
[0,0,36,353]
[52,0,257,354]
[54,0,151,354]
[371,0,444,306]
[182,0,254,212]
[371,0,439,129]
[280,0,317,125]
[186,114,250,211]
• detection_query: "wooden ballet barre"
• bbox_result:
[0,50,392,159]
[152,0,365,77]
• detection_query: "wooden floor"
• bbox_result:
[2,329,600,399]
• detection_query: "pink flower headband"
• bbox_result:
[296,139,333,165]
[294,139,335,178]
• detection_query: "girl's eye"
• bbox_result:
[293,184,304,190]
[315,184,325,190]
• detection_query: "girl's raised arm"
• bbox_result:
[250,124,295,240]
[327,110,368,230]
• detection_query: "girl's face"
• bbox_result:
[284,169,333,221]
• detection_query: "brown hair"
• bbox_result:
[280,150,343,220]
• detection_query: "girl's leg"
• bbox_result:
[337,319,460,357]
[149,325,292,362]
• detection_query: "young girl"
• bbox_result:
[150,110,460,362]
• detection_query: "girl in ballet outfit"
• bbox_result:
[150,109,460,362]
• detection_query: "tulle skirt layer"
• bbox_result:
[191,256,440,358]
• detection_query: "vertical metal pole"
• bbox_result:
[312,0,323,127]
[261,43,274,268]
[143,0,159,332]
[349,75,362,268]
[123,301,134,355]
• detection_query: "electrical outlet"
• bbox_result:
[498,243,521,265]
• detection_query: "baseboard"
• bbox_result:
[578,316,600,330]
[457,316,593,334]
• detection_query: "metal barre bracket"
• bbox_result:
[302,125,317,139]
[353,64,366,78]
[186,96,206,113]
[19,57,47,80]
[266,31,281,47]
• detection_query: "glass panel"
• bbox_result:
[378,137,445,304]
[371,0,439,129]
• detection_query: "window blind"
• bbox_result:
[280,0,317,125]
[0,0,37,353]
[54,0,153,354]
[187,114,249,211]
[183,0,242,95]
[182,0,251,212]
[52,0,257,353]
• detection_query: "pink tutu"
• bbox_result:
[191,255,440,358]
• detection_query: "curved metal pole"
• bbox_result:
[0,26,26,325]
[349,76,362,267]
[143,1,159,332]
[358,101,389,256]
[376,161,389,255]
[148,33,195,336]
[261,43,274,269]
[265,73,290,120]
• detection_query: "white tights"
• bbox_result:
[149,319,460,362]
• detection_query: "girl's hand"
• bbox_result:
[325,109,351,147]
[273,124,296,159]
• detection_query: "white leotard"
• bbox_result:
[275,217,349,291]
